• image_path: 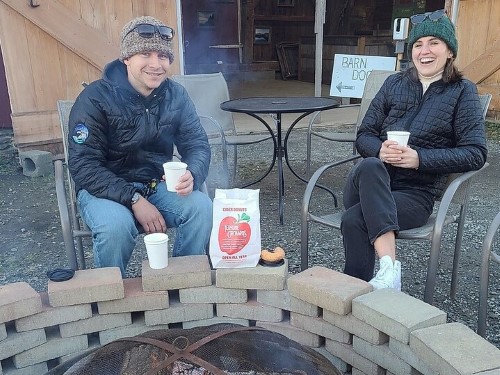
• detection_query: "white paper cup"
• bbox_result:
[144,233,169,269]
[387,131,410,146]
[163,162,187,192]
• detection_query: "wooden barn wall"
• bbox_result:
[0,0,179,154]
[456,0,500,115]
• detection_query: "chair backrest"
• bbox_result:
[57,100,77,199]
[354,70,396,127]
[171,72,235,136]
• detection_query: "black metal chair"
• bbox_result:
[301,93,492,305]
[478,210,500,337]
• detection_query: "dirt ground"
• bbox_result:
[1,126,500,349]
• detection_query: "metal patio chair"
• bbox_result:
[301,93,492,305]
[171,72,272,185]
[304,70,395,176]
[478,210,500,337]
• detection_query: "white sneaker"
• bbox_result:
[369,256,401,290]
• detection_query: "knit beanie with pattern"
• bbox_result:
[120,16,174,62]
[407,14,458,57]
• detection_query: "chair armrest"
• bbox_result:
[302,155,361,220]
[432,163,489,238]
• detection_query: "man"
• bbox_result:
[68,16,212,276]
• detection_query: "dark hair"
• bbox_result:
[442,57,463,82]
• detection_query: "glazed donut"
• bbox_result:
[261,246,286,262]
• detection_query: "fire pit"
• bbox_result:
[45,324,342,374]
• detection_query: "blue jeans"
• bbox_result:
[341,157,433,281]
[77,182,212,276]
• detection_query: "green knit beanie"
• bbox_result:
[120,16,174,62]
[407,13,458,57]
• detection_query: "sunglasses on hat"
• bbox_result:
[123,23,175,41]
[410,9,446,25]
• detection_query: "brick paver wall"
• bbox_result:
[1,255,499,375]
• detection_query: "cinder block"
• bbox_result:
[142,256,212,292]
[2,361,48,375]
[313,346,350,374]
[352,288,447,344]
[325,339,385,375]
[256,319,321,347]
[14,334,88,368]
[389,337,435,375]
[15,292,92,332]
[0,328,46,360]
[410,322,500,375]
[215,261,288,291]
[0,323,6,341]
[0,282,42,324]
[179,285,247,304]
[290,312,350,343]
[182,316,250,329]
[287,267,371,315]
[144,301,213,326]
[59,312,132,337]
[216,299,283,322]
[98,277,169,314]
[18,150,53,177]
[48,267,124,307]
[99,315,169,345]
[256,288,320,317]
[323,309,388,345]
[353,336,413,375]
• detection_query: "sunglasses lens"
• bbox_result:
[410,14,426,24]
[429,9,445,20]
[136,24,156,38]
[158,26,174,40]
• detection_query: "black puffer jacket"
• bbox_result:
[68,59,210,208]
[356,69,487,198]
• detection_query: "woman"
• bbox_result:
[341,10,487,290]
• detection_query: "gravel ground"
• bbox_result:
[0,126,499,349]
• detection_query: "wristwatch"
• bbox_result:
[131,192,142,205]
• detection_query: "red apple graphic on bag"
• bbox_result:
[218,212,251,255]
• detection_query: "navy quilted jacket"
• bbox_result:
[68,59,210,208]
[356,69,487,198]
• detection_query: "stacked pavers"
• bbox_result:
[1,256,500,375]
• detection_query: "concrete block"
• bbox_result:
[15,292,92,332]
[215,261,288,291]
[18,150,53,177]
[179,285,247,304]
[0,328,46,360]
[0,282,42,324]
[99,315,169,345]
[290,312,350,343]
[353,336,413,375]
[389,337,435,375]
[410,322,500,375]
[287,267,371,315]
[352,288,447,344]
[2,362,48,375]
[48,268,124,307]
[323,309,388,345]
[325,338,385,375]
[0,323,6,341]
[142,256,212,292]
[59,312,132,337]
[14,334,88,368]
[256,288,320,317]
[313,346,350,374]
[256,319,321,347]
[98,277,169,314]
[216,299,283,322]
[182,316,250,329]
[144,301,213,326]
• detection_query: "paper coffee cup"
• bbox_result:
[163,162,187,192]
[387,131,410,146]
[144,233,169,269]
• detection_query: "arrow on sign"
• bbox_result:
[336,82,355,93]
